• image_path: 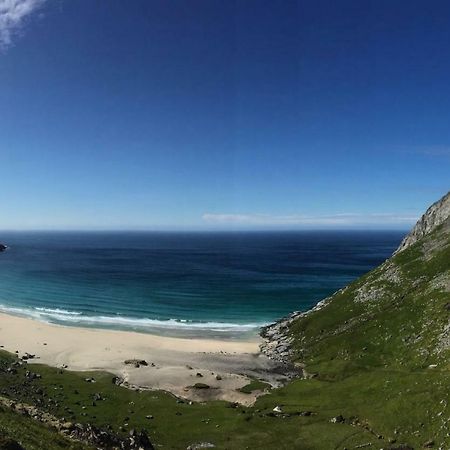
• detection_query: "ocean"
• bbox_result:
[0,231,405,339]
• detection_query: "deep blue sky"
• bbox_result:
[0,0,449,230]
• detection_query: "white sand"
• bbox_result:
[0,313,279,405]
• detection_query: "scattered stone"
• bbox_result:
[0,396,154,449]
[187,443,216,449]
[21,353,35,361]
[60,422,73,430]
[330,415,345,423]
[124,359,148,368]
[227,402,239,409]
[112,376,124,385]
[272,406,282,413]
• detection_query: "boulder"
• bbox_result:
[192,383,210,389]
[124,359,148,368]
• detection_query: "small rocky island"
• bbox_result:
[0,244,7,252]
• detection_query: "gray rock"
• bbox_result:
[124,359,148,368]
[187,443,216,449]
[395,191,450,254]
[330,415,345,423]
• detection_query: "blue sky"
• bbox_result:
[0,0,449,230]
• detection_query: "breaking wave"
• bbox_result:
[0,304,266,333]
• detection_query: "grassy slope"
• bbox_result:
[0,406,91,450]
[0,222,449,449]
[0,353,382,450]
[0,351,91,450]
[286,221,450,448]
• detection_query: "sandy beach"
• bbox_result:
[0,312,283,405]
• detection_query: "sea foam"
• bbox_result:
[0,304,266,333]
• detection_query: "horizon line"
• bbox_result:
[0,227,411,233]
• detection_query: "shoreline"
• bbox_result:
[0,312,287,405]
[0,304,267,341]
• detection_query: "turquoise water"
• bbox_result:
[0,231,404,339]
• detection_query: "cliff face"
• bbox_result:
[259,191,450,448]
[262,190,450,363]
[395,191,450,254]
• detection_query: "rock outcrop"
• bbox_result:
[0,244,7,252]
[395,191,450,254]
[260,297,331,365]
[0,395,154,449]
[259,313,297,363]
[261,190,450,368]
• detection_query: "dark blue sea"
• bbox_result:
[0,231,405,339]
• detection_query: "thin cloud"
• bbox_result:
[202,212,419,227]
[418,147,450,158]
[398,145,450,159]
[0,0,45,50]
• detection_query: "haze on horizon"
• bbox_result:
[0,0,449,231]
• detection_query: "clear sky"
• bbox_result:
[0,0,449,230]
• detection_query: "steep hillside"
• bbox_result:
[287,193,450,367]
[396,191,450,254]
[261,191,450,448]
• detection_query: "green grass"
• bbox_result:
[0,221,448,449]
[284,220,450,448]
[2,343,446,449]
[237,379,271,394]
[0,405,91,450]
[0,350,403,449]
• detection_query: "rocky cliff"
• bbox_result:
[395,191,450,254]
[261,189,450,364]
[261,193,450,449]
[259,190,450,447]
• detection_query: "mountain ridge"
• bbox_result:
[261,190,450,365]
[395,191,450,254]
[259,190,450,448]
